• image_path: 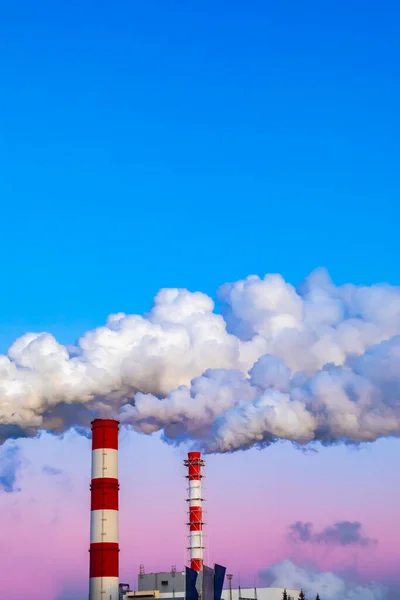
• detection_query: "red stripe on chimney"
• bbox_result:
[91,419,119,450]
[90,478,119,511]
[89,543,119,578]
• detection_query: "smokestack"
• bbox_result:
[184,451,205,571]
[89,419,120,600]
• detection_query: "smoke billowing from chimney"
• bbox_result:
[259,559,387,600]
[1,268,400,453]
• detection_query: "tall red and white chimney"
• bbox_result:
[89,419,120,600]
[184,451,205,572]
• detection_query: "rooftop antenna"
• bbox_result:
[172,565,176,599]
[227,574,233,600]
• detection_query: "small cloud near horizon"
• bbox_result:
[288,520,377,547]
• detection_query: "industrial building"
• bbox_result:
[220,588,301,600]
[87,419,300,600]
[118,568,300,600]
[137,566,185,597]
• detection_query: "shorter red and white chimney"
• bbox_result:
[89,418,120,600]
[184,451,205,571]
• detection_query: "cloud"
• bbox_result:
[288,521,376,547]
[260,560,387,600]
[42,464,70,490]
[289,522,314,543]
[42,465,63,476]
[0,445,22,493]
[1,269,400,453]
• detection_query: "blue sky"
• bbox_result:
[1,3,400,598]
[0,0,399,347]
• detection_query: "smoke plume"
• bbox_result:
[288,521,376,547]
[260,560,387,600]
[1,268,400,452]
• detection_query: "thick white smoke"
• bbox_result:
[1,268,400,452]
[260,559,387,600]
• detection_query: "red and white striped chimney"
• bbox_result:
[89,419,120,600]
[184,451,205,572]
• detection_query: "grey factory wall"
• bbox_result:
[138,571,186,594]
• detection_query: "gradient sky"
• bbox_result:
[0,1,399,599]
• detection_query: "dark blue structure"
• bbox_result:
[185,567,199,600]
[185,563,226,600]
[213,564,226,600]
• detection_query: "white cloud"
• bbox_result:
[1,268,400,453]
